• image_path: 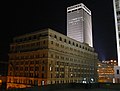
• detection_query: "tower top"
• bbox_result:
[67,3,91,15]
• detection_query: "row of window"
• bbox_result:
[14,33,48,43]
[8,79,83,86]
[9,53,48,60]
[9,72,46,78]
[11,40,47,52]
[50,39,93,52]
[12,66,45,71]
[9,64,93,72]
[9,53,93,64]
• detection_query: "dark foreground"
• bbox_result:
[56,88,119,91]
[1,83,120,91]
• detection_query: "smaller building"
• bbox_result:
[114,66,120,83]
[0,75,7,89]
[97,60,118,83]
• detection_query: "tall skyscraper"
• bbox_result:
[113,0,120,66]
[113,0,120,83]
[67,3,93,47]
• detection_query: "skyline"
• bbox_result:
[1,0,117,62]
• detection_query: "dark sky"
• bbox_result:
[0,0,117,75]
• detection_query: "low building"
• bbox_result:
[0,75,7,89]
[7,28,98,88]
[98,60,118,83]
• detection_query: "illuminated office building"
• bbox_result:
[98,60,118,83]
[113,0,120,66]
[7,28,98,88]
[0,76,7,89]
[67,3,93,47]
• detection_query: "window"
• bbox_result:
[64,39,66,43]
[49,34,52,37]
[76,44,78,47]
[43,40,45,44]
[117,11,120,15]
[51,74,52,78]
[83,46,84,49]
[42,73,44,78]
[42,66,44,71]
[54,35,57,38]
[30,67,34,71]
[51,54,53,58]
[117,69,119,74]
[73,42,75,46]
[25,67,28,71]
[69,41,71,44]
[60,37,62,41]
[30,61,34,64]
[35,60,39,64]
[28,36,32,40]
[51,41,53,44]
[33,35,36,39]
[56,43,59,47]
[35,67,39,71]
[56,74,59,78]
[79,45,81,48]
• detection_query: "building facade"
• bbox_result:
[113,0,120,66]
[67,3,93,47]
[97,60,118,83]
[7,28,98,88]
[0,76,7,89]
[114,66,120,83]
[113,0,120,83]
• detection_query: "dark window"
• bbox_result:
[117,69,119,74]
[51,74,52,78]
[42,66,44,71]
[51,41,53,44]
[35,61,39,64]
[79,45,81,48]
[60,37,62,41]
[54,35,57,38]
[117,11,120,15]
[35,67,39,71]
[69,41,71,44]
[25,67,28,71]
[76,44,78,47]
[73,42,75,46]
[83,46,84,49]
[56,74,59,78]
[42,73,44,78]
[43,40,45,44]
[64,39,66,42]
[68,11,71,13]
[33,35,36,39]
[28,36,31,40]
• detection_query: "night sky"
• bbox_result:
[0,0,117,75]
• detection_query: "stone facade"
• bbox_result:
[7,28,98,88]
